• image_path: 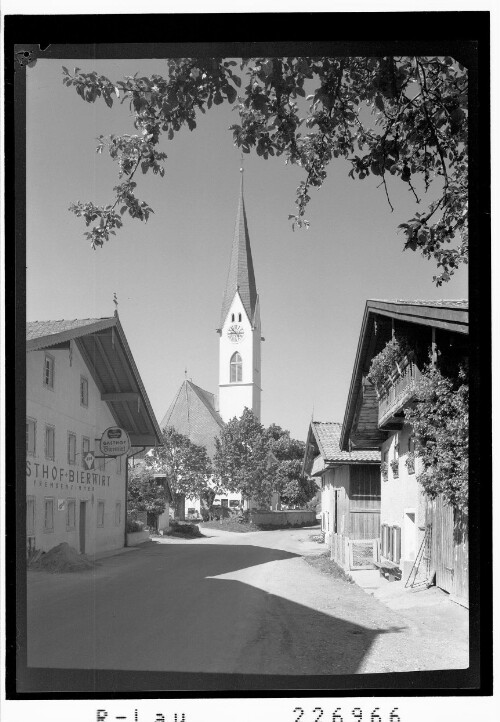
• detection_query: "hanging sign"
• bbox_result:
[83,451,95,470]
[100,427,131,457]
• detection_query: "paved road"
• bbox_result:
[27,527,468,676]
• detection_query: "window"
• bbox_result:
[68,432,76,465]
[116,454,122,474]
[45,425,55,460]
[44,498,54,531]
[97,501,105,527]
[229,500,239,508]
[231,313,235,322]
[27,496,35,534]
[43,354,54,389]
[26,418,36,455]
[67,499,76,529]
[238,313,242,322]
[80,376,89,407]
[230,352,242,382]
[81,437,90,467]
[221,498,229,507]
[114,502,121,527]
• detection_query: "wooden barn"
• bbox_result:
[303,421,380,571]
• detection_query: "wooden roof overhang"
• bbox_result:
[27,317,162,448]
[340,300,469,452]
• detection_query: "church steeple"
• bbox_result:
[220,172,257,327]
[218,171,262,423]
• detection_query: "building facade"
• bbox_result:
[26,316,162,557]
[340,299,469,595]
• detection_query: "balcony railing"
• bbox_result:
[378,359,421,428]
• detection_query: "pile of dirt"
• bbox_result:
[28,543,97,573]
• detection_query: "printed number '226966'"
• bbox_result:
[293,708,401,722]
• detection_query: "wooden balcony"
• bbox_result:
[378,359,421,429]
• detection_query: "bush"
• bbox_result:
[208,505,231,521]
[126,518,145,533]
[167,520,203,538]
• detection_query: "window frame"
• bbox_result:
[230,351,242,383]
[44,497,55,532]
[66,498,76,530]
[43,353,55,390]
[26,417,36,456]
[97,500,105,528]
[81,436,90,468]
[26,496,36,535]
[45,424,55,461]
[67,431,77,465]
[80,375,89,408]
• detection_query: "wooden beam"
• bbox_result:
[102,392,139,401]
[129,434,159,446]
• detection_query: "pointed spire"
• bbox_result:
[220,172,257,327]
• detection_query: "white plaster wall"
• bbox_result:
[380,424,424,568]
[26,343,126,555]
[321,469,335,543]
[218,291,261,421]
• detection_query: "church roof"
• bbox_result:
[159,380,224,459]
[220,174,258,327]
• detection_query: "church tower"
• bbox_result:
[217,172,261,423]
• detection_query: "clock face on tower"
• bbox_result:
[227,324,245,343]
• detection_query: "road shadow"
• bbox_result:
[19,542,465,693]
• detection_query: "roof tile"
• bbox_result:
[312,421,380,463]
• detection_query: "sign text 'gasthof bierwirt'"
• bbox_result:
[100,427,131,457]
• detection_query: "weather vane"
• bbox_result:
[113,292,118,310]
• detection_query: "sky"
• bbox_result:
[26,57,468,442]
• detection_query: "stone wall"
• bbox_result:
[250,510,317,527]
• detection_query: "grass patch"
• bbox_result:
[304,551,354,583]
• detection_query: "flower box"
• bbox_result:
[390,460,399,479]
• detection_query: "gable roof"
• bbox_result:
[220,174,258,327]
[27,315,162,448]
[303,421,380,476]
[160,380,224,459]
[340,299,469,451]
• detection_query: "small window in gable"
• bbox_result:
[80,376,89,407]
[230,352,242,383]
[238,313,242,322]
[43,354,54,389]
[231,313,235,322]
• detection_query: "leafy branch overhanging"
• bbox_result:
[64,55,468,285]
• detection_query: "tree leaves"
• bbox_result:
[65,56,468,283]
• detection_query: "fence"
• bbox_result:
[427,496,468,607]
[331,532,378,571]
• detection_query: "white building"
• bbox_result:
[26,315,162,556]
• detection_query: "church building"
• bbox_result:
[159,172,263,515]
